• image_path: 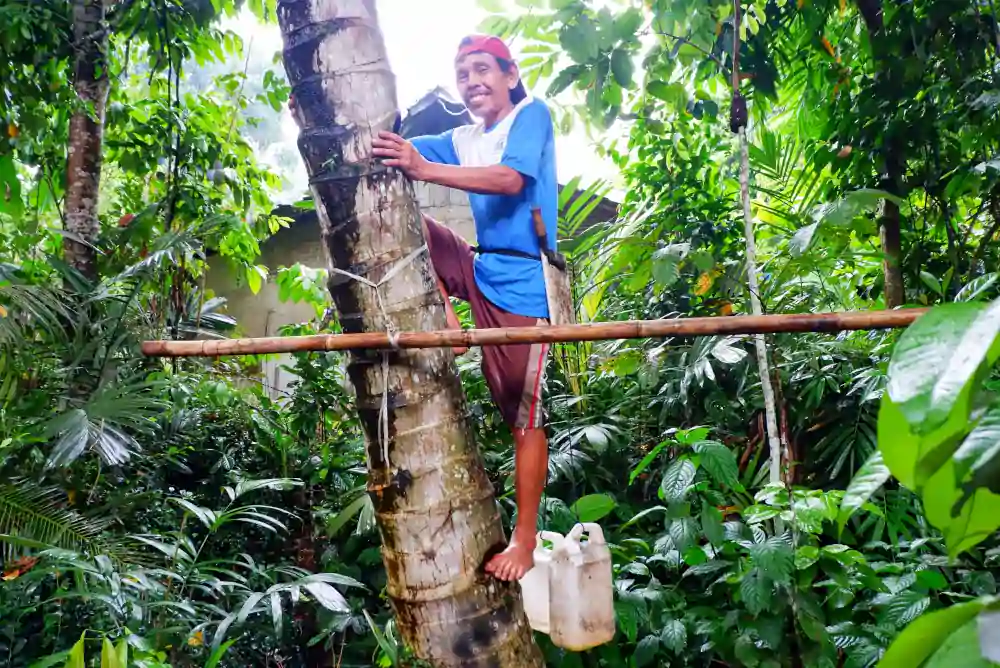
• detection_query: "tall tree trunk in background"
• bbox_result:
[275,2,544,666]
[64,0,111,283]
[879,139,906,308]
[858,0,906,307]
[879,196,904,308]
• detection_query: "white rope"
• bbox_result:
[328,244,427,472]
[738,128,783,486]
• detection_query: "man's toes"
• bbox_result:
[494,557,514,581]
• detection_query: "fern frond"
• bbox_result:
[0,478,117,562]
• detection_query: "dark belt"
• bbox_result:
[473,246,567,271]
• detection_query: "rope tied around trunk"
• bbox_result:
[328,243,429,472]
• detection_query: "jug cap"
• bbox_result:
[566,523,606,544]
[554,523,607,560]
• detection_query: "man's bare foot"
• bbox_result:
[485,533,536,582]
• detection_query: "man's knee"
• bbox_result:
[512,426,548,447]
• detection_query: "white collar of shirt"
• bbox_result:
[452,95,535,168]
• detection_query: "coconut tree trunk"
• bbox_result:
[64,0,111,283]
[275,2,544,666]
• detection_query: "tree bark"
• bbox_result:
[880,198,905,308]
[275,2,544,666]
[858,1,906,309]
[64,0,111,283]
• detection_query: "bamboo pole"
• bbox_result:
[142,309,927,358]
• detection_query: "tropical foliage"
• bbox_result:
[0,0,999,666]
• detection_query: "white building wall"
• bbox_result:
[205,183,475,399]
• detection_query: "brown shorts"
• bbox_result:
[424,215,549,430]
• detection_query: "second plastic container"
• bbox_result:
[548,522,616,651]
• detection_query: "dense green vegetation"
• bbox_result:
[1,0,999,666]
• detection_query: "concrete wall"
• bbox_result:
[413,182,476,243]
[205,183,475,399]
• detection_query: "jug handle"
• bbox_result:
[537,531,564,549]
[566,522,607,546]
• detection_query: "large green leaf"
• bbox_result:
[693,440,741,490]
[740,569,773,616]
[812,189,898,227]
[701,502,726,546]
[610,48,634,87]
[547,64,585,97]
[303,582,350,611]
[666,517,698,555]
[615,590,646,643]
[100,638,125,668]
[559,15,600,62]
[633,635,660,667]
[921,459,1000,558]
[881,590,931,626]
[789,222,819,256]
[749,535,794,584]
[630,440,670,485]
[660,619,687,653]
[838,450,891,534]
[571,493,617,522]
[795,546,820,570]
[647,81,687,112]
[615,7,644,39]
[925,618,995,668]
[651,243,690,287]
[878,596,997,667]
[885,301,1000,486]
[952,406,1000,491]
[62,633,85,668]
[879,395,921,489]
[660,458,696,503]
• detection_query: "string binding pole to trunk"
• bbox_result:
[326,243,428,474]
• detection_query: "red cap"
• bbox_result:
[456,34,514,63]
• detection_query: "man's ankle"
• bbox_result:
[512,525,538,545]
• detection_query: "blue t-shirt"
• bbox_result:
[411,96,558,320]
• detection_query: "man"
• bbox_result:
[372,34,557,582]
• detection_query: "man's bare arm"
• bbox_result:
[371,131,525,196]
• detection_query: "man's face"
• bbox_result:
[455,52,518,119]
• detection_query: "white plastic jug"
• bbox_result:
[548,523,616,651]
[519,531,564,634]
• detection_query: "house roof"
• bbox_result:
[398,87,472,138]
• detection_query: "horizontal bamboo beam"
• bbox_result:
[141,309,928,358]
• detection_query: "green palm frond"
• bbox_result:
[0,281,70,347]
[103,228,204,287]
[0,478,114,562]
[42,372,170,469]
